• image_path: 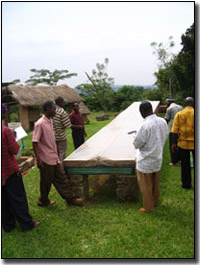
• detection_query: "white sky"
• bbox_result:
[2,2,194,88]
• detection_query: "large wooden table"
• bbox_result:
[64,101,160,201]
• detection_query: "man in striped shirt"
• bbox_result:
[53,97,71,164]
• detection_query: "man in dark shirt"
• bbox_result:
[2,104,40,232]
[69,103,87,149]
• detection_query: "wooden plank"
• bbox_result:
[65,166,135,175]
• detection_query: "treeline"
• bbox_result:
[78,85,164,112]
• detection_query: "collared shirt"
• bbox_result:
[2,126,20,185]
[133,114,168,174]
[53,106,71,141]
[32,115,59,165]
[69,110,85,131]
[164,103,183,130]
[171,106,194,150]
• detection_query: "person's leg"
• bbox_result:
[179,148,191,189]
[53,163,75,201]
[136,170,154,213]
[72,130,84,149]
[152,171,160,207]
[5,172,35,231]
[72,131,79,149]
[2,185,16,232]
[56,139,67,164]
[39,163,55,205]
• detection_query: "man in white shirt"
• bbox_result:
[133,101,168,213]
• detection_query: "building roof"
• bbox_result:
[2,84,83,107]
[79,101,90,115]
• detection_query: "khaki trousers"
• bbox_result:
[56,139,67,164]
[39,162,74,205]
[136,170,160,213]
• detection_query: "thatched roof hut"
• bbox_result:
[2,84,90,129]
[2,84,83,107]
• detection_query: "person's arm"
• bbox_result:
[32,142,43,168]
[32,123,43,168]
[171,133,178,152]
[61,112,72,129]
[6,128,20,155]
[133,125,147,150]
[170,112,179,153]
[164,108,170,124]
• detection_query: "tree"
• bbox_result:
[172,23,194,98]
[77,58,114,112]
[11,79,21,84]
[115,85,145,110]
[25,69,77,85]
[151,24,194,101]
[151,36,176,97]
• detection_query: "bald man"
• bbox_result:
[171,97,194,189]
[133,101,168,213]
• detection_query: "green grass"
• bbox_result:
[2,112,194,259]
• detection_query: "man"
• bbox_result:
[69,102,87,149]
[164,98,183,166]
[53,97,71,164]
[171,97,194,189]
[2,104,40,232]
[32,101,83,206]
[133,101,168,213]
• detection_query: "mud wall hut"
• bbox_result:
[2,84,90,130]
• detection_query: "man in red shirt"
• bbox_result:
[69,103,87,149]
[2,104,40,232]
[32,101,83,207]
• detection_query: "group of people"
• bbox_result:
[133,97,194,213]
[2,100,86,232]
[2,96,194,232]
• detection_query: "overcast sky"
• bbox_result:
[2,2,194,88]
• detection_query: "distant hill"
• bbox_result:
[112,84,157,91]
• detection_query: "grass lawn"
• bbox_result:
[2,112,194,259]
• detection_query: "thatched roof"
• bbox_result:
[79,102,90,115]
[2,84,83,107]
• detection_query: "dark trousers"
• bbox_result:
[2,172,34,232]
[179,147,194,189]
[72,130,84,150]
[169,132,179,164]
[39,163,75,205]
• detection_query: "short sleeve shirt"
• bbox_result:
[32,115,59,165]
[53,106,71,141]
[164,103,183,130]
[171,106,194,150]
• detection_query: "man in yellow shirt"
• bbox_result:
[171,97,194,189]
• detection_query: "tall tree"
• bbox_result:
[172,23,194,98]
[152,24,194,101]
[25,69,77,85]
[77,58,114,112]
[151,36,176,97]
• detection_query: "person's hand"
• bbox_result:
[11,130,17,139]
[79,125,83,129]
[37,159,43,169]
[171,144,177,153]
[84,132,87,138]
